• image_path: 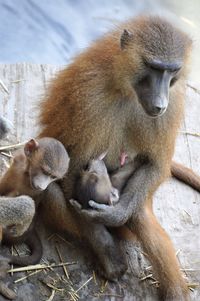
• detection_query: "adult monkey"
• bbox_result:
[39,16,196,300]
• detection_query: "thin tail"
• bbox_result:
[171,161,200,192]
[8,231,42,266]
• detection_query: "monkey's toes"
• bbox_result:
[97,258,128,281]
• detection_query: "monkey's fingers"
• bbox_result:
[70,199,121,226]
[0,280,16,300]
[69,199,82,211]
[88,200,110,211]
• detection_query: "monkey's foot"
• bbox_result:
[97,260,128,281]
[96,248,128,281]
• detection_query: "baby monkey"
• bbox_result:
[0,137,69,265]
[74,153,140,209]
[0,137,69,198]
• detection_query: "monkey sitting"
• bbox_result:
[0,196,35,238]
[74,152,140,209]
[0,137,69,198]
[0,116,36,299]
[0,137,70,267]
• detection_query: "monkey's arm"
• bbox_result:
[111,160,140,191]
[70,159,167,227]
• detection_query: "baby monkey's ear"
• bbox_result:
[98,151,108,161]
[24,139,39,157]
[89,173,99,184]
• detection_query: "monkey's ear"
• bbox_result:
[98,151,107,161]
[90,173,98,184]
[120,29,134,50]
[24,139,39,157]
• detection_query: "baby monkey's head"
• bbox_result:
[24,137,69,191]
[75,153,119,209]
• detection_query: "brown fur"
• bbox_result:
[0,137,69,266]
[0,137,69,199]
[38,16,194,300]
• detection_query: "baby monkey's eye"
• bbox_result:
[41,167,52,177]
[84,163,90,171]
[42,170,49,176]
[50,175,57,180]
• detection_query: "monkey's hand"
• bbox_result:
[70,160,167,226]
[69,198,130,227]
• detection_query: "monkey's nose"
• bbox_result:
[153,106,166,116]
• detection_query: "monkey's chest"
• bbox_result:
[105,142,138,172]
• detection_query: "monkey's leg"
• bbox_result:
[128,204,189,301]
[41,183,127,280]
[80,220,128,280]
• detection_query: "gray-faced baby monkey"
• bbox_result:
[74,152,140,209]
[0,137,70,267]
[0,137,69,198]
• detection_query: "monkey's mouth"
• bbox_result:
[30,180,44,191]
[142,103,167,118]
[147,110,167,118]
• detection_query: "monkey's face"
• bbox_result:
[83,156,119,205]
[134,62,181,117]
[119,17,192,118]
[27,155,59,191]
[24,138,69,191]
[29,167,57,191]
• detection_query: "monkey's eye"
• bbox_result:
[42,170,49,176]
[41,167,51,176]
[84,163,90,171]
[170,77,178,87]
[50,175,57,180]
[136,74,150,87]
[83,164,88,170]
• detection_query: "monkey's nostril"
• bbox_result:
[153,106,166,116]
[155,106,162,113]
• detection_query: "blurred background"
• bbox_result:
[0,0,199,81]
